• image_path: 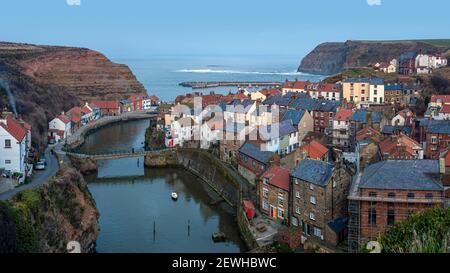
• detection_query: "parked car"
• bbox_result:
[48,139,56,145]
[34,161,46,171]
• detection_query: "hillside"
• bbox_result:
[0,42,146,148]
[299,40,450,75]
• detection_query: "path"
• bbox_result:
[0,145,59,201]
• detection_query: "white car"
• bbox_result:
[34,161,46,171]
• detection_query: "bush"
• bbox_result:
[378,207,450,253]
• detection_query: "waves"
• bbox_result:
[175,68,314,76]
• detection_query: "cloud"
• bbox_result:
[66,0,81,6]
[367,0,381,6]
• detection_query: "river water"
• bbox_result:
[82,120,246,253]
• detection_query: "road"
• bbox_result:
[0,145,59,201]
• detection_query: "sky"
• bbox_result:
[0,0,449,60]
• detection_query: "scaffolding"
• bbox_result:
[347,172,447,253]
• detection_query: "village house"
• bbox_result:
[258,165,290,223]
[290,97,341,135]
[384,83,404,105]
[0,115,30,179]
[259,120,299,155]
[379,134,424,160]
[342,78,385,105]
[219,122,250,166]
[290,159,352,246]
[425,119,450,159]
[281,109,313,143]
[166,116,199,148]
[120,99,134,113]
[350,110,382,149]
[48,114,72,142]
[348,160,445,251]
[306,83,341,101]
[280,139,329,170]
[332,109,353,151]
[223,99,257,125]
[392,108,414,126]
[199,118,223,150]
[398,52,417,75]
[356,126,384,144]
[90,100,121,116]
[281,79,310,95]
[238,142,279,185]
[378,61,397,74]
[262,95,293,109]
[250,89,280,102]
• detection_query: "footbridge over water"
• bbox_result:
[66,148,175,161]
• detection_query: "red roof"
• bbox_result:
[234,92,248,100]
[81,105,92,114]
[431,95,450,104]
[261,165,290,191]
[379,134,422,156]
[307,83,340,93]
[1,117,27,142]
[441,105,450,114]
[302,140,328,160]
[70,115,81,123]
[283,80,309,90]
[149,95,160,102]
[260,89,281,97]
[445,151,450,167]
[335,109,353,121]
[57,115,71,124]
[90,100,119,110]
[68,106,82,116]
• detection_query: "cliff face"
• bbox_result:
[299,40,450,75]
[0,166,99,253]
[0,42,146,148]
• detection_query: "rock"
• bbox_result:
[299,40,450,75]
[0,42,146,149]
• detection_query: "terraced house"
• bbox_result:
[290,159,351,246]
[342,78,385,105]
[258,165,290,222]
[238,142,279,185]
[259,120,299,155]
[425,119,450,159]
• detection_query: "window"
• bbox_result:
[310,196,317,205]
[278,195,284,207]
[368,208,377,226]
[425,193,433,199]
[5,160,11,164]
[295,207,301,215]
[262,200,269,210]
[387,209,395,226]
[368,192,377,197]
[431,136,438,144]
[309,184,314,191]
[4,139,11,148]
[295,191,300,199]
[313,227,322,238]
[263,188,269,198]
[278,208,285,219]
[407,193,415,199]
[388,192,396,199]
[309,212,316,221]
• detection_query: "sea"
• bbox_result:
[113,55,325,102]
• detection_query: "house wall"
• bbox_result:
[258,181,289,222]
[0,126,26,174]
[358,188,444,239]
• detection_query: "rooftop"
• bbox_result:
[291,159,335,187]
[261,165,290,191]
[239,142,276,164]
[359,160,443,191]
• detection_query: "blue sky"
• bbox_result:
[0,0,449,59]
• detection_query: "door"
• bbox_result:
[270,205,277,219]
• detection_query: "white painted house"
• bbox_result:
[0,117,28,176]
[48,114,72,142]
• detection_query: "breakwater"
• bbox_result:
[179,81,282,89]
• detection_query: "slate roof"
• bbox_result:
[343,78,384,85]
[281,109,306,126]
[385,83,404,91]
[262,96,292,107]
[351,110,381,124]
[239,142,275,164]
[290,98,340,113]
[226,99,255,113]
[290,159,335,187]
[381,125,413,135]
[427,119,450,134]
[259,120,297,140]
[327,217,348,234]
[359,160,443,191]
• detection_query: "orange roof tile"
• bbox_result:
[335,109,353,121]
[261,165,290,191]
[302,140,328,160]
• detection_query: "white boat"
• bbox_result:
[171,192,178,200]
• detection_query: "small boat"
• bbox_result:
[212,232,226,242]
[171,192,178,201]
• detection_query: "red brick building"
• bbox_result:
[348,160,445,252]
[425,119,450,159]
[258,165,290,222]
